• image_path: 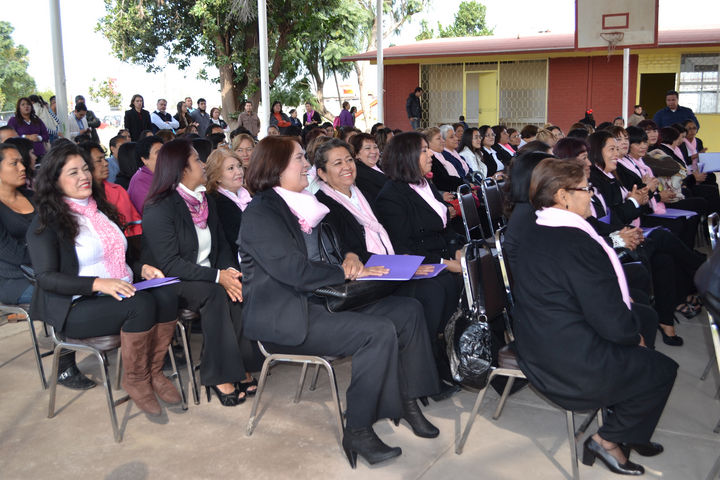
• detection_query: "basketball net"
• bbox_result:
[600,32,625,60]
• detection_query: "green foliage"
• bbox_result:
[0,21,37,110]
[36,89,55,102]
[415,1,493,41]
[88,77,123,108]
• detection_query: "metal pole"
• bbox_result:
[376,0,384,124]
[49,0,68,136]
[258,0,270,139]
[622,48,630,126]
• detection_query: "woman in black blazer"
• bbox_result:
[348,133,386,206]
[124,95,153,141]
[142,139,260,406]
[314,138,461,392]
[375,132,463,271]
[27,143,181,416]
[514,158,677,475]
[238,136,441,468]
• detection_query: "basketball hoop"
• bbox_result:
[600,32,625,59]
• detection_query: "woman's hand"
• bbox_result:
[93,278,136,301]
[448,205,458,218]
[357,266,390,278]
[618,227,643,250]
[341,253,364,280]
[627,185,649,205]
[414,265,436,277]
[141,264,165,280]
[693,171,707,183]
[442,192,455,203]
[219,268,243,302]
[493,172,505,181]
[26,134,41,142]
[659,189,676,202]
[642,175,659,191]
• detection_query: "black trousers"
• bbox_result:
[264,295,440,429]
[152,281,256,386]
[598,350,677,444]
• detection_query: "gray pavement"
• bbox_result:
[0,312,718,480]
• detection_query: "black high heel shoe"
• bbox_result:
[392,399,439,438]
[658,325,683,346]
[235,377,258,397]
[582,437,644,475]
[342,427,401,468]
[205,385,245,406]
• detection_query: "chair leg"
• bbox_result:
[97,351,123,443]
[309,364,321,391]
[246,356,274,436]
[456,371,497,454]
[47,344,63,418]
[294,362,309,404]
[493,376,515,420]
[168,343,187,410]
[566,410,580,480]
[114,349,123,390]
[176,322,199,405]
[27,318,48,390]
[701,354,715,381]
[322,360,345,445]
[577,408,600,435]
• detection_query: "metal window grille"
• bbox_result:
[679,54,720,114]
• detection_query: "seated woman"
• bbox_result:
[478,125,505,179]
[231,133,255,169]
[238,136,441,467]
[3,137,37,189]
[81,141,142,238]
[458,127,485,176]
[142,139,260,406]
[679,119,705,163]
[205,149,251,257]
[425,127,465,194]
[314,138,461,392]
[491,125,515,167]
[114,141,139,190]
[26,143,181,415]
[514,158,677,476]
[348,133,386,205]
[375,132,464,273]
[439,125,470,178]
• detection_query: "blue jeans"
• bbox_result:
[410,118,420,130]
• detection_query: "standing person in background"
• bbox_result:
[67,104,90,141]
[209,108,228,130]
[303,101,321,127]
[628,105,646,127]
[338,102,354,128]
[75,96,100,143]
[124,94,153,141]
[184,97,195,114]
[151,99,179,133]
[7,97,49,159]
[653,90,699,129]
[174,101,197,136]
[269,101,291,135]
[190,98,211,138]
[288,109,302,129]
[237,101,260,139]
[406,87,423,130]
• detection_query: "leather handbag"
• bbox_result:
[312,222,399,312]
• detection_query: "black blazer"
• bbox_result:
[26,217,142,332]
[375,179,462,264]
[209,191,243,258]
[302,110,322,127]
[430,156,464,193]
[141,191,237,282]
[480,149,499,177]
[589,167,648,227]
[124,109,153,141]
[513,223,658,410]
[316,190,379,263]
[354,161,387,207]
[492,144,514,167]
[238,189,345,346]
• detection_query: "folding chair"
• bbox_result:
[457,183,486,242]
[480,178,507,237]
[0,302,51,390]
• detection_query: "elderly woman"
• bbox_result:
[348,133,385,205]
[439,125,470,178]
[238,136,442,468]
[425,126,465,194]
[26,142,181,415]
[231,133,255,169]
[514,157,677,476]
[269,101,291,135]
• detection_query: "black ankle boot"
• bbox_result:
[57,350,95,390]
[342,427,401,468]
[394,399,439,438]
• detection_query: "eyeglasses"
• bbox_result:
[567,182,593,193]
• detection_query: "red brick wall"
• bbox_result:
[383,64,420,130]
[547,55,638,133]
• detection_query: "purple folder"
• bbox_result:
[357,255,425,281]
[411,264,447,279]
[648,208,697,219]
[133,277,180,291]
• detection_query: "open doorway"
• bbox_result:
[639,73,676,119]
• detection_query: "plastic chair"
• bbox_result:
[246,342,345,451]
[455,240,601,480]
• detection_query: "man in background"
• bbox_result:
[75,95,100,143]
[653,90,699,129]
[238,100,260,139]
[406,86,423,130]
[151,98,180,133]
[190,98,211,137]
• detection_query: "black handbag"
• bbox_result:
[312,222,399,312]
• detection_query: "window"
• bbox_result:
[679,54,720,114]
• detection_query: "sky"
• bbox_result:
[3,0,720,116]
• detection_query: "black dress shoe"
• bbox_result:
[393,399,439,438]
[621,441,664,457]
[658,326,683,346]
[342,427,401,469]
[582,437,644,475]
[57,365,96,390]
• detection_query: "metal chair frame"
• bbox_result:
[457,183,485,242]
[708,212,719,250]
[246,342,345,451]
[705,299,720,479]
[176,310,203,405]
[480,177,506,238]
[0,304,51,390]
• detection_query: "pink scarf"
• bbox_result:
[273,186,329,233]
[64,197,129,280]
[409,181,447,228]
[318,182,394,255]
[684,137,697,157]
[177,184,209,229]
[619,155,665,214]
[218,186,252,212]
[536,207,631,309]
[500,143,515,155]
[431,150,460,177]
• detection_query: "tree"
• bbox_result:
[88,77,123,109]
[415,1,493,41]
[0,21,37,111]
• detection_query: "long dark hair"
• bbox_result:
[587,130,614,170]
[145,139,195,205]
[506,150,555,208]
[2,137,36,181]
[15,97,41,125]
[34,143,119,241]
[460,127,481,155]
[382,131,426,185]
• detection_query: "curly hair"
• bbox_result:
[34,143,120,241]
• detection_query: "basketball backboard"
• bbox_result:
[575,0,658,51]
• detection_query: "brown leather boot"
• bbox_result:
[121,329,161,416]
[150,322,182,405]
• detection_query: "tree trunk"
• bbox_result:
[355,61,370,128]
[219,62,238,129]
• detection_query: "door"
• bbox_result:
[464,71,498,127]
[639,73,676,120]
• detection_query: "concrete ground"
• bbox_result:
[0,311,718,480]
